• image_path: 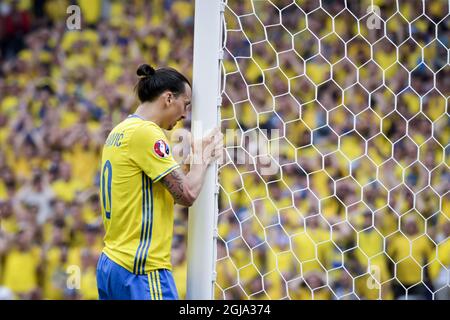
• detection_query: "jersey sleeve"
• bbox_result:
[129,123,180,182]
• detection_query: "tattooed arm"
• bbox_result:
[160,168,197,206]
[161,127,223,207]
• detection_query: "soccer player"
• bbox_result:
[96,64,223,300]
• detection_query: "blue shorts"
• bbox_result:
[96,253,178,300]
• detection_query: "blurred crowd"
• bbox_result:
[216,0,449,300]
[0,0,193,300]
[0,0,448,300]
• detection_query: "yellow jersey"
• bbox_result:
[100,115,180,275]
[388,233,434,285]
[2,246,41,294]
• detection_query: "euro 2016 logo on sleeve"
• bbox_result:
[154,140,170,158]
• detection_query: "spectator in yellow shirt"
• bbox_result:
[79,248,99,300]
[388,216,434,299]
[0,229,42,299]
[288,271,331,300]
[41,221,68,300]
[51,162,83,203]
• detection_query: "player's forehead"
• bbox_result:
[181,83,192,101]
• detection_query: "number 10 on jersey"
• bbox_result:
[101,160,112,219]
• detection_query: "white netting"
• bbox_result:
[215,0,449,300]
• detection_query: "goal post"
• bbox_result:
[186,0,223,300]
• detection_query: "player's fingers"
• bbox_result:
[213,145,223,161]
[209,126,220,136]
[204,142,220,158]
[205,126,220,141]
[201,129,222,159]
[210,136,222,149]
[210,130,223,145]
[213,139,223,149]
[207,137,223,160]
[214,147,225,163]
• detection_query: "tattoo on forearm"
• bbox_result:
[161,168,186,203]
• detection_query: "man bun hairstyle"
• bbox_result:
[137,64,156,77]
[135,64,191,103]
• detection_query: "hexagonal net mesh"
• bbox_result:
[215,0,449,300]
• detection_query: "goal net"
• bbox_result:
[214,0,449,300]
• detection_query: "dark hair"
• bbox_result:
[135,64,191,103]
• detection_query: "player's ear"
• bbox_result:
[162,91,172,107]
[166,92,173,105]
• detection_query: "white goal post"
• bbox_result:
[186,0,223,300]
